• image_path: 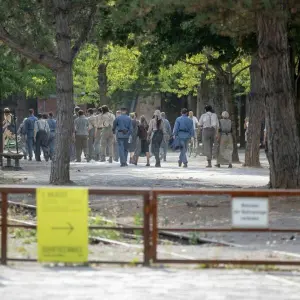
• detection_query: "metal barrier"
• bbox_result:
[1,186,300,266]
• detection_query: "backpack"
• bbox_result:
[137,124,148,140]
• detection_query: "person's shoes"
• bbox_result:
[183,163,188,168]
[146,163,150,167]
[75,160,81,162]
[29,157,32,161]
[95,155,100,161]
[108,157,113,163]
[163,158,166,162]
[120,163,125,167]
[228,164,233,168]
[87,158,91,162]
[155,164,161,167]
[23,156,27,160]
[114,159,119,162]
[215,164,221,168]
[206,160,212,168]
[129,157,134,164]
[36,159,41,162]
[178,161,182,167]
[100,157,106,162]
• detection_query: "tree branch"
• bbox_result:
[0,27,62,71]
[180,59,217,75]
[233,64,251,80]
[71,6,97,60]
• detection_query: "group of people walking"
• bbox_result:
[7,104,233,168]
[17,109,56,161]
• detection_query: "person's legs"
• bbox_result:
[35,133,41,161]
[88,128,95,160]
[83,136,89,161]
[94,129,102,161]
[75,135,82,162]
[26,137,34,160]
[118,138,125,165]
[123,138,129,164]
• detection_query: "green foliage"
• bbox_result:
[0,44,55,98]
[74,43,141,104]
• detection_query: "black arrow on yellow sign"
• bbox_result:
[52,222,74,235]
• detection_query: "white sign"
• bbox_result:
[232,198,269,228]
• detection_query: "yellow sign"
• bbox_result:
[37,188,88,263]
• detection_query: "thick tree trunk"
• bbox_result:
[213,76,224,117]
[244,56,264,167]
[98,62,109,105]
[50,0,73,184]
[196,72,208,119]
[224,79,240,163]
[257,13,300,188]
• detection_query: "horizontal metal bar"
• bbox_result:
[155,259,300,265]
[158,228,300,232]
[89,226,144,231]
[87,261,144,265]
[1,224,144,231]
[0,185,151,194]
[6,258,37,262]
[4,258,144,265]
[153,189,300,197]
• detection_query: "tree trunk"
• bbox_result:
[224,78,240,163]
[196,72,207,119]
[257,12,300,188]
[98,62,109,105]
[213,76,224,117]
[50,0,73,184]
[244,56,264,167]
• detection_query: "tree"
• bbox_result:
[0,0,98,184]
[74,43,141,107]
[116,0,300,187]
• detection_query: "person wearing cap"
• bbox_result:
[199,105,219,167]
[173,108,194,168]
[215,111,233,168]
[74,110,89,162]
[112,107,132,167]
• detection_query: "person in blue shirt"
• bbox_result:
[173,108,194,168]
[23,108,38,161]
[47,112,57,160]
[112,107,133,167]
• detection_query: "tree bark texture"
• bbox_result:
[213,76,225,117]
[244,56,264,167]
[50,0,73,184]
[224,78,240,163]
[98,62,109,105]
[257,13,300,188]
[196,72,208,119]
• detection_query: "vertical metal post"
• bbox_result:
[143,193,151,266]
[152,191,158,263]
[1,192,8,265]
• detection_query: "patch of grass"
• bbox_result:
[12,228,36,239]
[89,215,121,241]
[133,213,143,237]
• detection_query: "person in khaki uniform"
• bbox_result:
[99,105,115,163]
[74,110,89,162]
[94,107,103,161]
[87,108,97,160]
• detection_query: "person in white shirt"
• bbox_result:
[188,110,199,152]
[199,105,219,167]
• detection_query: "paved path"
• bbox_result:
[1,266,300,299]
[10,150,270,188]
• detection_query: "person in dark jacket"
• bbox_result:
[112,107,132,167]
[135,115,150,166]
[23,109,37,161]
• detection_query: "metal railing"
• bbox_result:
[1,186,300,266]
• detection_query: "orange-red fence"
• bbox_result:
[1,186,300,266]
